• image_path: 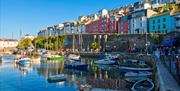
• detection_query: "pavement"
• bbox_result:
[156,58,180,91]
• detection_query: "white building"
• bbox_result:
[129,2,157,34]
[0,39,18,49]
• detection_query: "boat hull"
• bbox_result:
[119,67,152,72]
[47,75,66,83]
[66,64,88,71]
[48,56,64,61]
[94,61,116,65]
[131,79,154,91]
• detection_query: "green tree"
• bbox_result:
[17,38,33,49]
[91,41,100,50]
[150,33,161,44]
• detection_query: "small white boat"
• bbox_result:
[131,79,154,91]
[67,54,80,61]
[16,58,31,66]
[94,59,116,65]
[48,74,66,83]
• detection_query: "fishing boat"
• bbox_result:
[94,59,116,65]
[125,71,152,82]
[48,55,64,61]
[131,79,154,91]
[48,74,66,83]
[119,66,152,72]
[65,62,89,71]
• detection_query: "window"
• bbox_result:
[153,20,155,24]
[163,24,166,28]
[165,30,167,33]
[163,18,166,22]
[158,19,160,23]
[140,18,142,21]
[140,23,142,27]
[158,25,160,29]
[153,26,155,30]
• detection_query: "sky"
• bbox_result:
[0,0,143,39]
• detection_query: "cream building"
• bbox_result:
[0,39,18,49]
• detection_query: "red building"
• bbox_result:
[119,16,129,33]
[86,15,119,33]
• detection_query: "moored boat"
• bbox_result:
[65,62,89,71]
[48,74,66,83]
[16,58,31,66]
[125,71,152,82]
[105,53,119,61]
[48,55,64,61]
[131,79,154,91]
[119,66,152,72]
[67,54,80,61]
[94,59,116,65]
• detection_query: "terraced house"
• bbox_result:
[37,1,180,36]
[128,2,157,34]
[149,12,176,33]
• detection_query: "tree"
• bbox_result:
[17,38,33,49]
[150,33,161,44]
[91,41,100,50]
[33,37,45,48]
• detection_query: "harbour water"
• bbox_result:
[0,55,146,91]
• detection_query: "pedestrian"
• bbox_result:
[155,48,160,59]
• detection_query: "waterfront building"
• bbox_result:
[0,39,18,49]
[86,14,99,33]
[63,22,78,34]
[173,12,180,31]
[77,16,89,33]
[119,16,129,34]
[151,0,177,4]
[86,9,119,33]
[52,24,64,35]
[149,12,175,33]
[128,2,156,34]
[37,29,47,37]
[86,20,99,33]
[37,24,64,37]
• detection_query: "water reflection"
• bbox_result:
[0,56,131,91]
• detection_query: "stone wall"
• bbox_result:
[64,34,156,52]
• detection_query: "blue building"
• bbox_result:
[149,12,175,33]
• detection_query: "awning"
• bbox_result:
[160,40,174,47]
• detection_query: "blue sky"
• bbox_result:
[0,0,142,39]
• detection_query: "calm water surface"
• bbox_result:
[0,56,129,91]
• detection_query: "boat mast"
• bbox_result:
[72,33,75,52]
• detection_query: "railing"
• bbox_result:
[160,54,180,85]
